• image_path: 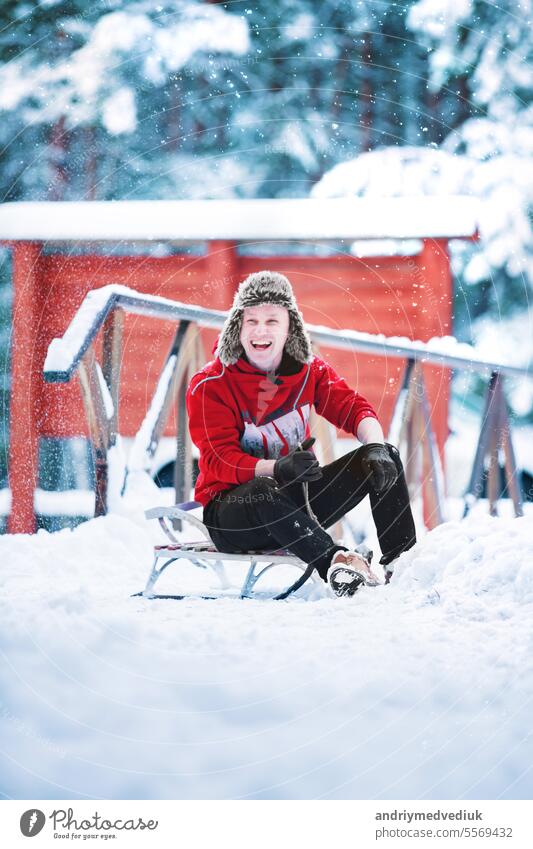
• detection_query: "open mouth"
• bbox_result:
[251,341,272,351]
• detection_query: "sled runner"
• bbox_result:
[136,501,321,600]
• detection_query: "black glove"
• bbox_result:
[274,437,323,487]
[359,443,398,493]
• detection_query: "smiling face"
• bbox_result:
[239,304,290,372]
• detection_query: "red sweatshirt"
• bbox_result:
[186,353,379,506]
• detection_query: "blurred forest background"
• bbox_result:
[0,0,532,488]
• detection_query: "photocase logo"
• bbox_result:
[20,809,46,837]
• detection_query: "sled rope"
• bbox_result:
[296,440,324,530]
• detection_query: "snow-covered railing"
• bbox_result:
[44,284,527,382]
[43,284,531,529]
[44,284,225,383]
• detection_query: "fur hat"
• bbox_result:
[216,270,313,366]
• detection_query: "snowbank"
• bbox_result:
[1,508,532,800]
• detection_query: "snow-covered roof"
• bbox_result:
[0,198,479,242]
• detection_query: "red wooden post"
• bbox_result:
[8,242,43,533]
[417,239,452,339]
[416,238,453,470]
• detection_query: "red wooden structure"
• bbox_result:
[0,198,478,533]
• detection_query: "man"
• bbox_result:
[186,270,416,596]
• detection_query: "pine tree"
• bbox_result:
[408,0,533,313]
[0,1,440,200]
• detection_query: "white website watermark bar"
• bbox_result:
[1,800,531,847]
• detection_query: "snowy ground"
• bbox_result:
[1,492,532,800]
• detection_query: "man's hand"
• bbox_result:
[274,437,323,487]
[359,443,398,493]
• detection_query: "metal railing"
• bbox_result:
[43,284,531,530]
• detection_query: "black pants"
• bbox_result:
[203,444,416,581]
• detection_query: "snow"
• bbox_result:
[34,489,95,518]
[283,13,315,42]
[0,198,479,242]
[408,0,471,41]
[128,355,177,473]
[105,440,127,514]
[1,506,532,800]
[309,323,530,376]
[102,88,137,136]
[44,288,114,375]
[0,62,32,111]
[350,238,423,258]
[0,3,250,129]
[96,363,114,420]
[312,147,471,201]
[0,488,12,515]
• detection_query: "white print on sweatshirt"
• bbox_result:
[240,404,310,459]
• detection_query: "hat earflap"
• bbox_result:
[216,309,244,366]
[285,309,313,364]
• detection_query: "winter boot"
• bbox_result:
[327,548,380,597]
